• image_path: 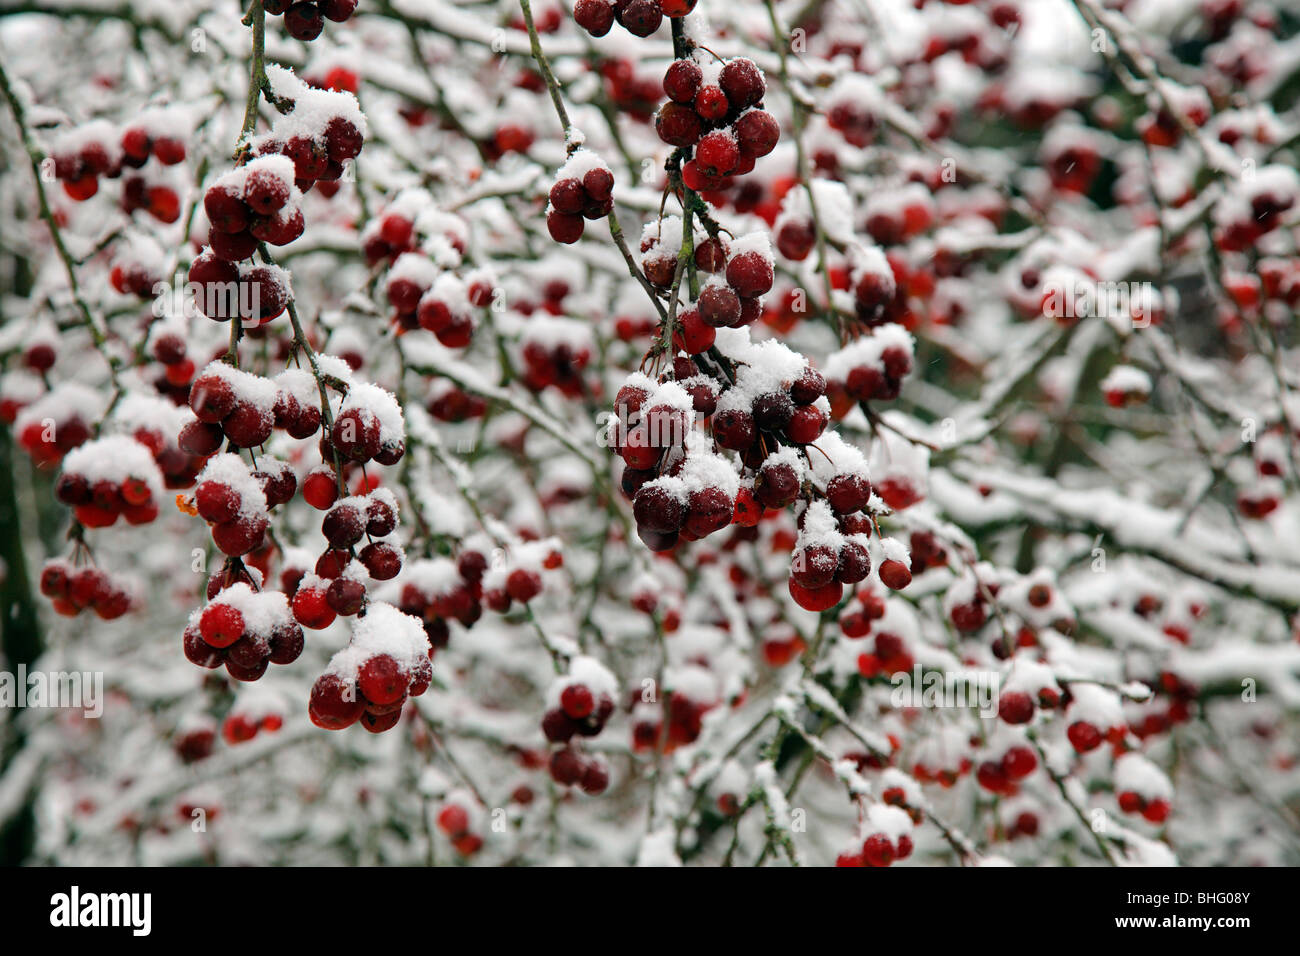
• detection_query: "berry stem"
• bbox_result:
[516,0,574,150]
[236,0,270,160]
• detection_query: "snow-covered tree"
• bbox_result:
[0,0,1298,866]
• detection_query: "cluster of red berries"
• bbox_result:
[996,670,1063,727]
[482,545,558,613]
[290,555,392,632]
[1114,753,1173,823]
[611,372,736,551]
[1213,165,1298,252]
[845,245,900,326]
[542,659,617,794]
[48,120,183,220]
[519,317,593,398]
[39,559,133,619]
[656,55,779,190]
[182,363,281,452]
[630,688,713,752]
[825,324,915,405]
[222,703,285,744]
[394,553,491,651]
[786,500,873,612]
[124,415,208,490]
[855,628,917,679]
[836,805,915,867]
[548,747,611,795]
[188,249,292,325]
[180,365,320,458]
[572,0,696,38]
[324,386,406,467]
[120,116,188,169]
[318,488,404,583]
[109,244,163,299]
[187,453,271,557]
[53,436,164,528]
[308,603,434,733]
[542,664,617,746]
[975,740,1039,796]
[183,581,305,682]
[201,156,305,265]
[1118,790,1171,824]
[426,382,488,423]
[384,254,490,347]
[362,202,433,266]
[436,801,484,856]
[13,385,97,466]
[662,236,776,350]
[148,327,198,391]
[838,586,887,638]
[1064,684,1129,753]
[248,68,365,193]
[264,0,358,43]
[545,149,615,244]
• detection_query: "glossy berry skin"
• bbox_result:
[199,603,245,648]
[320,0,357,21]
[560,684,595,719]
[309,673,364,730]
[725,251,774,298]
[284,2,324,41]
[695,131,739,178]
[663,59,702,104]
[573,0,614,36]
[998,691,1035,725]
[719,58,765,109]
[293,586,337,630]
[620,0,663,37]
[878,559,912,591]
[358,654,409,706]
[861,833,896,868]
[1067,720,1104,753]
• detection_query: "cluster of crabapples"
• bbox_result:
[189,69,364,317]
[52,435,165,528]
[383,253,492,347]
[185,581,304,682]
[290,488,404,627]
[39,559,134,620]
[308,603,433,733]
[12,389,94,467]
[572,0,696,38]
[541,657,617,796]
[640,229,778,349]
[435,798,485,857]
[263,0,357,42]
[368,191,496,347]
[545,150,616,244]
[835,805,915,868]
[194,158,300,319]
[656,54,780,191]
[220,712,280,745]
[609,324,915,611]
[46,114,187,221]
